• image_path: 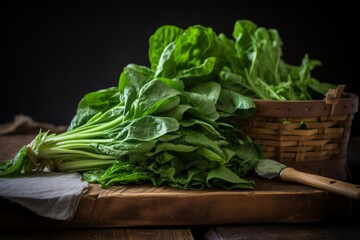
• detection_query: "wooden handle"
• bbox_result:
[280,167,360,200]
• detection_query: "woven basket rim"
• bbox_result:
[252,92,357,103]
[251,93,358,117]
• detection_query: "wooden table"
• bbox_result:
[1,134,359,239]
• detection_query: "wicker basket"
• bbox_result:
[237,85,358,180]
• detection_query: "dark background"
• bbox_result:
[1,1,359,136]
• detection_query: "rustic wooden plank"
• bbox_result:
[32,228,194,240]
[0,230,32,240]
[71,181,353,227]
[0,228,194,240]
[0,177,353,229]
[205,222,360,240]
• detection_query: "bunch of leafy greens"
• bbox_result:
[0,20,333,190]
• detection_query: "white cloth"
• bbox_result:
[0,172,88,220]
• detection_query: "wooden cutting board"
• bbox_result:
[0,134,353,229]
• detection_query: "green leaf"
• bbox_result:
[196,147,225,164]
[176,57,216,80]
[181,132,224,157]
[160,104,192,120]
[233,20,258,60]
[92,141,156,159]
[183,91,219,122]
[188,81,221,104]
[113,116,179,142]
[173,25,218,68]
[207,166,255,189]
[147,142,198,156]
[119,64,155,94]
[137,79,182,116]
[308,81,337,96]
[155,42,177,78]
[68,87,120,130]
[180,119,220,137]
[216,89,256,117]
[0,146,30,177]
[149,25,184,70]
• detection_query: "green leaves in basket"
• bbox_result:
[219,20,336,100]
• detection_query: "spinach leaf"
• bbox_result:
[68,87,120,130]
[149,25,184,71]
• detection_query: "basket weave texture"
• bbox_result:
[237,87,358,180]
